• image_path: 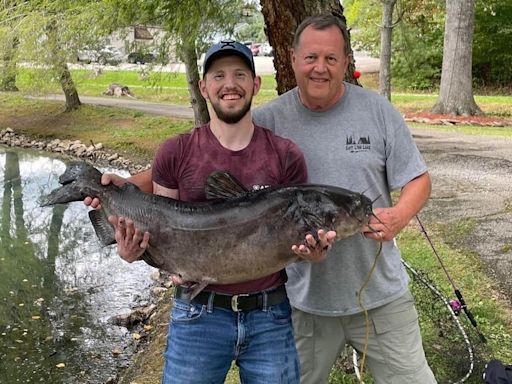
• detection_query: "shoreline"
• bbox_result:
[0,127,151,174]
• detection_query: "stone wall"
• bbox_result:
[0,127,151,174]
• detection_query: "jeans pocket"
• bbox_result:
[170,299,205,324]
[268,299,292,325]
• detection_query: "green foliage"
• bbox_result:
[473,0,512,87]
[391,22,443,90]
[234,10,266,43]
[345,0,512,90]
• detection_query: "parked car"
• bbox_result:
[243,41,261,57]
[259,42,273,57]
[127,51,156,64]
[77,46,123,66]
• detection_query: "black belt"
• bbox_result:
[174,285,287,312]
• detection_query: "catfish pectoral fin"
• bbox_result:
[141,249,160,269]
[88,210,116,246]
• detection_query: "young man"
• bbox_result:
[252,14,435,384]
[86,40,332,383]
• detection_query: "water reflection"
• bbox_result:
[0,147,156,384]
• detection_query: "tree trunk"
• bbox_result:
[260,0,359,95]
[59,63,81,112]
[379,0,397,101]
[432,0,482,116]
[0,36,19,92]
[46,20,81,112]
[180,40,209,126]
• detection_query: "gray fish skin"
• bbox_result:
[42,162,373,289]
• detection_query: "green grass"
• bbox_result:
[399,226,512,379]
[13,67,512,116]
[15,67,279,106]
[409,122,512,138]
[0,93,193,163]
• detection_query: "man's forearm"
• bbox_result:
[128,168,153,193]
[395,172,432,226]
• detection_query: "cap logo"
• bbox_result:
[220,40,236,49]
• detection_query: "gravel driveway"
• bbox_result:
[412,127,512,298]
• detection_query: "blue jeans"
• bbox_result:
[162,296,300,384]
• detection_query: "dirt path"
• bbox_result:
[412,127,512,298]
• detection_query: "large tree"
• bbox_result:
[379,0,402,100]
[432,0,482,115]
[260,0,359,95]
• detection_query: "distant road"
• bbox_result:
[28,95,195,119]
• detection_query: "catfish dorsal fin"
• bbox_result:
[205,171,249,200]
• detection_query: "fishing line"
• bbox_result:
[402,259,475,383]
[356,241,383,383]
[415,214,487,343]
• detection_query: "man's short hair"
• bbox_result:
[293,13,350,56]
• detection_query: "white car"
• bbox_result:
[77,46,124,66]
[259,43,273,57]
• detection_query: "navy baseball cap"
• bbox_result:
[203,40,255,76]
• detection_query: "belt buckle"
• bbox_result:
[231,294,249,311]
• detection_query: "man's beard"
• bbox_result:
[210,96,253,124]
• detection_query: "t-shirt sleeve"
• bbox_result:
[383,105,428,190]
[282,141,308,185]
[152,135,187,189]
[253,105,276,133]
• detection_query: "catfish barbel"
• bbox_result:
[42,162,373,297]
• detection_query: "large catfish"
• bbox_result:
[42,162,373,297]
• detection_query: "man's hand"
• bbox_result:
[107,215,186,286]
[108,216,150,263]
[363,207,406,242]
[292,229,337,262]
[364,172,431,242]
[83,173,128,209]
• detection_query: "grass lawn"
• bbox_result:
[1,67,512,383]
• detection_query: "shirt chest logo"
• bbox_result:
[346,134,371,153]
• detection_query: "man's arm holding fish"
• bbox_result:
[362,172,431,242]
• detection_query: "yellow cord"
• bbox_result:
[357,241,383,383]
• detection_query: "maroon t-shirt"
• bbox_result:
[152,123,308,294]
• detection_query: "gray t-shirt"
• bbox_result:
[253,83,428,316]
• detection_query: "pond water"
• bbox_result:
[0,146,156,384]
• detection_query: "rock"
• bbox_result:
[0,128,148,174]
[110,304,157,329]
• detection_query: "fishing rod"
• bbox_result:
[415,214,487,344]
[353,259,476,384]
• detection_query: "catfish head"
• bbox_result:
[291,185,373,240]
[41,162,104,206]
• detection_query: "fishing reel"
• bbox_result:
[449,299,462,315]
